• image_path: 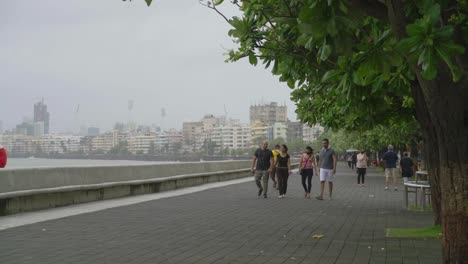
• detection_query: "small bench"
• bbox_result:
[404,181,431,209]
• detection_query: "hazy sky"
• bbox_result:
[1,0,297,133]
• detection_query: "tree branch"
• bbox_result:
[199,0,230,23]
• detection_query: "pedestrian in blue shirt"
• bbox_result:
[381,145,399,191]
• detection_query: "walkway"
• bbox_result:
[0,164,441,263]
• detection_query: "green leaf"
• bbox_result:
[434,46,462,82]
[322,70,342,82]
[318,40,332,62]
[214,0,224,5]
[145,0,152,6]
[426,4,441,24]
[419,49,437,80]
[249,54,258,65]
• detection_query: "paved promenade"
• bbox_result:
[0,164,441,263]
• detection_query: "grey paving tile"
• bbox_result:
[0,164,441,264]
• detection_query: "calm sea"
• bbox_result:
[5,158,177,169]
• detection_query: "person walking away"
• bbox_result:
[276,144,291,198]
[251,141,274,198]
[381,145,399,191]
[356,150,368,186]
[299,146,317,198]
[316,138,337,200]
[400,153,415,184]
[352,153,357,170]
[347,155,352,168]
[271,145,281,190]
[0,144,7,168]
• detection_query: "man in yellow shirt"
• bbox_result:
[271,144,280,189]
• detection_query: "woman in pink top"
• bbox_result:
[356,150,368,186]
[299,146,318,198]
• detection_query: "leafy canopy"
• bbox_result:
[210,0,466,131]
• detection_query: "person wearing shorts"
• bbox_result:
[382,145,399,191]
[316,138,337,200]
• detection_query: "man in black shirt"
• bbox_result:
[251,140,274,198]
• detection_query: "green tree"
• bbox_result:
[197,0,467,260]
[109,141,131,155]
[60,141,67,153]
[171,142,183,154]
[148,141,156,155]
[141,0,467,259]
[202,139,218,156]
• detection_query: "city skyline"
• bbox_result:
[1,98,297,134]
[1,0,297,133]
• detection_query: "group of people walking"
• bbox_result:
[251,139,337,200]
[252,141,417,199]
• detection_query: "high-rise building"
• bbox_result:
[250,102,287,125]
[34,99,50,134]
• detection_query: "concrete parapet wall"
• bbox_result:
[0,161,299,216]
[0,161,251,193]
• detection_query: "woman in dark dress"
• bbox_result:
[276,144,291,198]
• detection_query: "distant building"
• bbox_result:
[303,124,324,142]
[128,133,156,154]
[250,102,287,125]
[0,135,35,154]
[87,127,100,136]
[34,99,50,134]
[32,122,45,137]
[0,121,3,134]
[270,122,288,141]
[250,120,268,146]
[210,122,251,150]
[201,114,225,131]
[16,122,34,136]
[182,121,203,144]
[90,130,127,153]
[182,114,224,147]
[287,121,303,141]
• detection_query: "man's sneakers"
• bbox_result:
[394,187,398,191]
[258,188,263,197]
[264,194,268,199]
[384,187,389,191]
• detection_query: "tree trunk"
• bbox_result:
[413,82,442,225]
[384,1,468,260]
[416,73,468,263]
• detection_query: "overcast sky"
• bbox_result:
[1,0,297,133]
